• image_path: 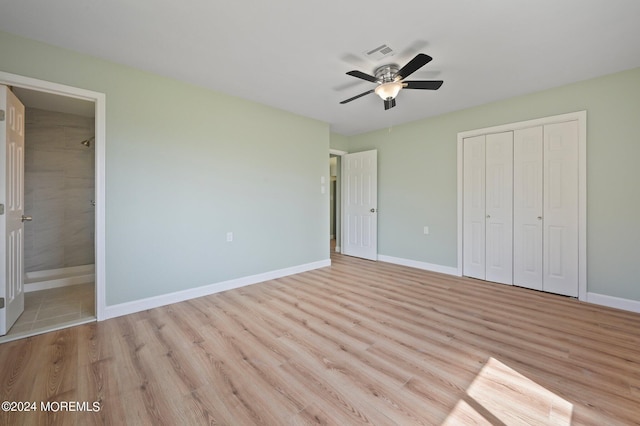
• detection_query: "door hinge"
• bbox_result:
[0,109,4,121]
[0,204,4,215]
[0,298,4,309]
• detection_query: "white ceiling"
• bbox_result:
[1,0,640,135]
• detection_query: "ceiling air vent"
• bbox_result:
[364,44,394,61]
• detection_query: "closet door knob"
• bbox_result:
[21,215,32,222]
[537,216,543,220]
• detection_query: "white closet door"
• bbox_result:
[463,135,486,280]
[543,121,579,296]
[485,132,513,285]
[513,126,543,290]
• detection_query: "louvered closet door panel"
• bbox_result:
[543,121,579,296]
[513,126,543,290]
[463,135,486,280]
[485,132,513,285]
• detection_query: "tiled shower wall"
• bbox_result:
[24,108,95,273]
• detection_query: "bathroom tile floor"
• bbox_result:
[0,282,95,343]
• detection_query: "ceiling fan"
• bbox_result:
[339,53,443,110]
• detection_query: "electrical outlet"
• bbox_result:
[423,226,429,235]
[226,232,233,242]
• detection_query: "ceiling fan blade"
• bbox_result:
[403,80,444,90]
[346,70,378,83]
[340,89,375,104]
[384,98,396,110]
[396,53,433,80]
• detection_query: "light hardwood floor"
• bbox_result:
[1,251,639,425]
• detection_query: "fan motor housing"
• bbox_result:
[374,64,400,83]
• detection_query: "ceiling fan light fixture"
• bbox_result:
[374,81,403,100]
[340,53,442,110]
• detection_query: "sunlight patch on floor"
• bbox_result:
[444,357,573,425]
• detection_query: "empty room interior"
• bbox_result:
[1,1,640,424]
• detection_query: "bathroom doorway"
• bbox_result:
[329,149,346,254]
[0,72,105,343]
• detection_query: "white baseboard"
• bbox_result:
[102,259,331,320]
[586,292,640,314]
[25,264,95,292]
[377,255,458,276]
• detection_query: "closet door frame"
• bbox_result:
[456,111,587,301]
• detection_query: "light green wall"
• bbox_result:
[0,31,330,305]
[347,67,640,301]
[330,132,349,152]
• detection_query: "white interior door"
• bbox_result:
[0,85,25,336]
[462,135,486,279]
[342,149,377,260]
[514,126,544,290]
[485,132,513,285]
[543,121,579,296]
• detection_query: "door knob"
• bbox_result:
[370,208,376,213]
[537,216,543,220]
[486,214,490,219]
[21,215,32,222]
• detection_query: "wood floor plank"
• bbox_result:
[2,249,640,425]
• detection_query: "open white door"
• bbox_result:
[342,149,377,260]
[0,85,25,336]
